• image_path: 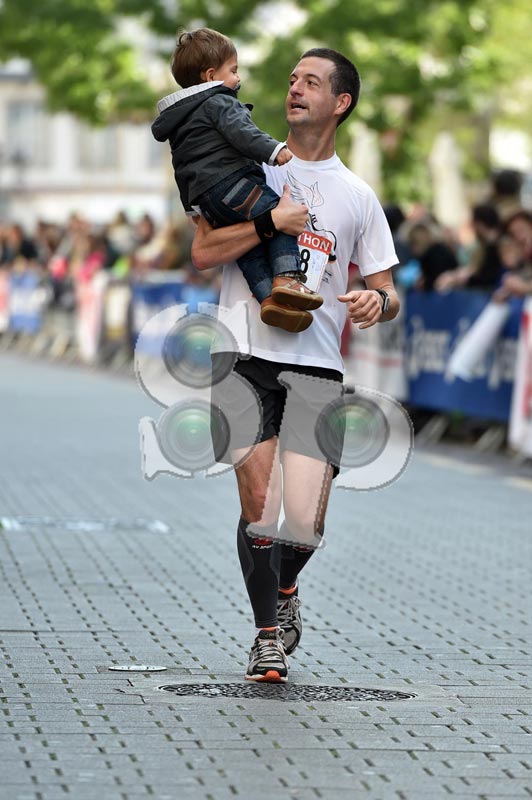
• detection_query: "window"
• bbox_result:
[78,124,119,169]
[6,101,49,167]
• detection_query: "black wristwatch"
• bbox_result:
[375,289,390,314]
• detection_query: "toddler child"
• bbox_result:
[152,27,323,333]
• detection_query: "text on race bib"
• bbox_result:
[297,231,333,292]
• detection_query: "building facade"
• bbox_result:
[0,61,175,228]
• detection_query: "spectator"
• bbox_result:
[383,204,410,266]
[131,222,190,274]
[435,204,503,292]
[107,211,134,255]
[76,232,116,283]
[494,211,532,299]
[49,213,90,278]
[408,222,458,291]
[505,210,532,263]
[489,169,523,222]
[2,223,38,268]
[34,221,62,267]
[134,213,156,248]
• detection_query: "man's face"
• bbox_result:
[286,57,344,129]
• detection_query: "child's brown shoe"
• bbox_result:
[260,296,313,333]
[271,276,323,311]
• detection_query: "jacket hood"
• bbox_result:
[152,81,249,142]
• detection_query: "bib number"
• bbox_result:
[297,231,332,292]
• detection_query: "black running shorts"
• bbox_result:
[210,353,345,476]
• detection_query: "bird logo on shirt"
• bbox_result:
[287,173,337,261]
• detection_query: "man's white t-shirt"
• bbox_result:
[217,152,398,374]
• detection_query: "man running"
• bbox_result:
[192,47,400,682]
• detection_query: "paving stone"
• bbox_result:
[1,352,532,799]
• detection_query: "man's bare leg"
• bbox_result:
[282,451,334,547]
[233,437,282,526]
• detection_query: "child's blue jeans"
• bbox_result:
[197,165,302,303]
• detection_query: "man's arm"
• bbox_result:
[337,269,400,329]
[191,185,308,271]
[191,215,259,271]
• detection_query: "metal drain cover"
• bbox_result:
[158,683,415,702]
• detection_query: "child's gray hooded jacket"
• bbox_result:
[152,81,285,214]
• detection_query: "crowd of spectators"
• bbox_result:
[1,169,532,308]
[0,210,222,309]
[384,169,532,302]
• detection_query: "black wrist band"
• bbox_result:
[254,210,277,243]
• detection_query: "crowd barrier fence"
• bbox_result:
[1,268,531,457]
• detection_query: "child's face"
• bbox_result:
[211,56,240,90]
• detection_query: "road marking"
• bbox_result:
[0,516,170,533]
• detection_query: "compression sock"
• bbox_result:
[237,517,281,628]
[279,522,323,590]
[279,584,298,596]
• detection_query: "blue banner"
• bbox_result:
[131,281,187,356]
[131,281,221,357]
[8,271,46,334]
[405,290,523,422]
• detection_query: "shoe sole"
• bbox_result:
[271,287,323,311]
[245,669,288,683]
[261,304,312,333]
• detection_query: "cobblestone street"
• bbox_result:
[1,352,531,799]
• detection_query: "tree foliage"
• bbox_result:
[0,0,157,123]
[1,0,529,200]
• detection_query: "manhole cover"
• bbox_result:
[158,683,415,702]
[109,665,167,672]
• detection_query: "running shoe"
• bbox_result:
[277,592,302,655]
[245,628,289,682]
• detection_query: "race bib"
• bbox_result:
[297,231,333,292]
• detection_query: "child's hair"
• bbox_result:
[171,28,236,88]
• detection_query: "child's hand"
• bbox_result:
[275,146,293,166]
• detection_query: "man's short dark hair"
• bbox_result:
[300,47,360,126]
[171,28,236,88]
